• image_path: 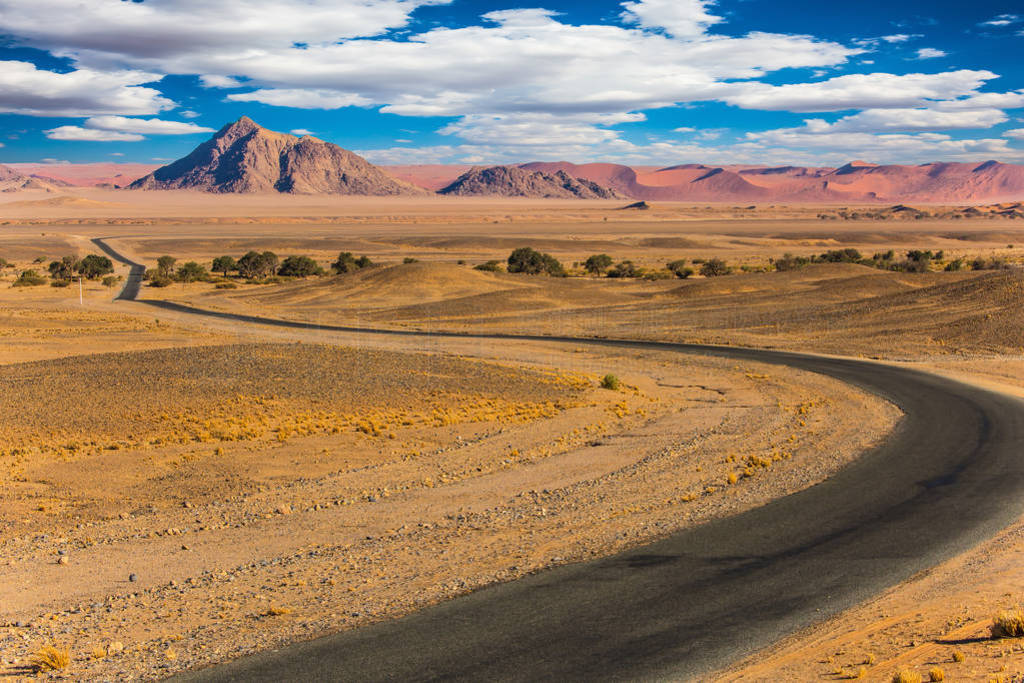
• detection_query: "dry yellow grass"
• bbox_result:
[991,607,1024,638]
[891,670,922,683]
[951,649,965,663]
[263,606,292,617]
[928,667,944,682]
[30,644,70,672]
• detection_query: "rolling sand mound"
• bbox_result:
[1,195,126,209]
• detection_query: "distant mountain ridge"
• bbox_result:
[518,160,1024,203]
[438,165,624,199]
[0,163,69,193]
[129,117,423,195]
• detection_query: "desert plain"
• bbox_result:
[2,190,1024,681]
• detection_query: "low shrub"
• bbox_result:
[102,275,122,288]
[215,281,238,289]
[403,257,419,264]
[149,276,172,288]
[50,279,71,288]
[666,259,693,278]
[891,670,922,683]
[699,258,731,277]
[12,269,46,287]
[600,374,621,390]
[991,607,1024,638]
[474,260,503,272]
[507,247,564,276]
[30,644,70,672]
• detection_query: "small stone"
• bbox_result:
[107,641,124,654]
[181,544,190,551]
[129,573,138,582]
[276,505,292,515]
[56,556,68,565]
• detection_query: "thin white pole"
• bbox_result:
[79,276,83,305]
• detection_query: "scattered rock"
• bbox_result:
[129,573,138,582]
[57,555,68,565]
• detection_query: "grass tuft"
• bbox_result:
[264,605,292,617]
[30,644,70,672]
[951,649,965,663]
[600,374,621,391]
[991,607,1024,638]
[891,670,922,683]
[928,667,944,682]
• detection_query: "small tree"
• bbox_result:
[666,259,692,278]
[584,253,613,275]
[333,251,358,273]
[102,275,122,288]
[76,254,114,279]
[260,252,279,277]
[607,261,639,278]
[699,258,731,277]
[156,255,177,279]
[474,260,502,272]
[237,251,262,279]
[212,255,237,277]
[507,247,564,276]
[48,256,75,281]
[13,269,47,287]
[278,255,322,277]
[176,261,208,283]
[354,255,373,269]
[773,253,810,272]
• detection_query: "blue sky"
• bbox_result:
[1,0,1022,166]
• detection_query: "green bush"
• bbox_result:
[76,254,114,279]
[237,251,278,279]
[773,253,810,272]
[13,270,47,287]
[606,261,639,278]
[212,255,237,277]
[332,251,373,274]
[50,279,71,288]
[149,276,172,288]
[102,275,122,288]
[156,255,177,279]
[584,253,613,275]
[507,247,565,276]
[48,256,75,281]
[474,260,503,272]
[666,259,692,278]
[403,257,419,264]
[277,255,323,278]
[600,374,621,390]
[699,258,732,277]
[176,261,209,283]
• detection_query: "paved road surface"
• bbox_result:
[92,239,1024,682]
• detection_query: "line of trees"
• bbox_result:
[145,251,376,287]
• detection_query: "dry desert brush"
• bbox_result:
[30,644,70,672]
[991,606,1024,638]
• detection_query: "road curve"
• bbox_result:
[92,239,1024,681]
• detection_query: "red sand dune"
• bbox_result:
[4,158,1024,202]
[7,163,160,187]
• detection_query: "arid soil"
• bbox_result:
[2,202,1024,679]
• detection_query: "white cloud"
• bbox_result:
[673,126,697,133]
[980,14,1020,27]
[227,89,371,109]
[802,107,1008,134]
[881,34,915,43]
[440,113,643,146]
[720,70,998,112]
[620,0,722,38]
[290,128,315,136]
[200,74,243,89]
[0,61,172,116]
[745,127,1024,162]
[44,126,144,141]
[84,116,214,135]
[180,110,201,119]
[915,47,947,59]
[1004,128,1024,139]
[109,152,124,156]
[0,0,451,67]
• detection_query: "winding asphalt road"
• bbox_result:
[92,238,1024,681]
